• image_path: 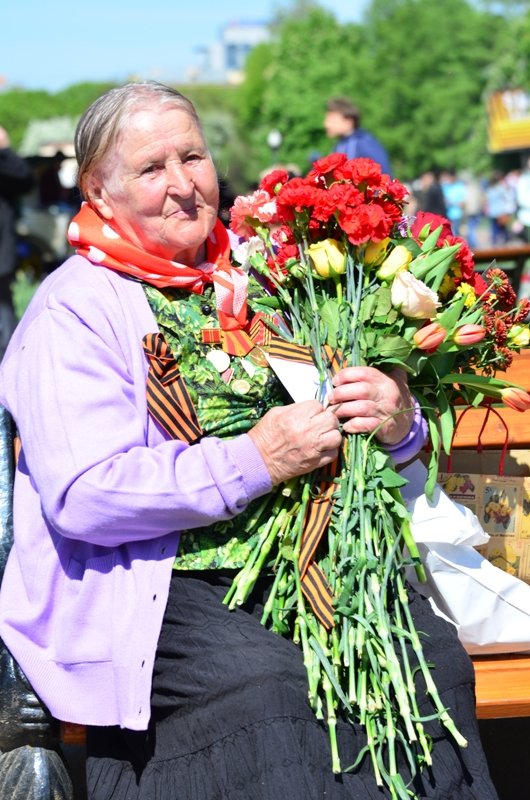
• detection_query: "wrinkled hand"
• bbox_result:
[248,400,342,485]
[326,367,414,445]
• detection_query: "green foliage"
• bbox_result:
[0,84,117,149]
[236,8,365,182]
[233,0,530,183]
[356,0,504,177]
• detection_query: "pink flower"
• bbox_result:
[501,387,530,412]
[230,190,277,237]
[413,321,447,351]
[453,324,487,345]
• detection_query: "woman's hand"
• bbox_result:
[326,367,414,445]
[248,400,342,485]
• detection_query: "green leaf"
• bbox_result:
[318,297,340,350]
[436,386,455,455]
[375,335,413,361]
[436,293,466,332]
[419,224,444,252]
[374,285,393,317]
[359,293,378,323]
[379,468,409,488]
[410,243,461,284]
[308,634,352,711]
[413,391,441,499]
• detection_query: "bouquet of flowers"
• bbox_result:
[225,154,530,799]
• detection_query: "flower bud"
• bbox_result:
[306,238,346,278]
[413,321,447,351]
[452,324,487,346]
[390,270,440,319]
[508,324,530,348]
[501,386,530,412]
[376,244,412,281]
[364,237,391,267]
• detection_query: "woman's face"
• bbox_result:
[88,104,219,265]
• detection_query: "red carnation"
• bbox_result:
[335,157,384,187]
[308,153,348,181]
[339,203,393,245]
[276,179,321,217]
[259,169,291,196]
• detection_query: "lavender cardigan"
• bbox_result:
[0,256,272,729]
[0,255,426,730]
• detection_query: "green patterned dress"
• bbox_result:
[144,278,286,570]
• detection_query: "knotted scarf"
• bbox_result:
[67,203,248,330]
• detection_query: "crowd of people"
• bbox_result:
[410,163,530,250]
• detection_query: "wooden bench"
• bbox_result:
[450,348,530,719]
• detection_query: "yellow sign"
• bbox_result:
[488,89,530,153]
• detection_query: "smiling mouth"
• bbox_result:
[166,206,199,219]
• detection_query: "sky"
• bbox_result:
[1,0,368,93]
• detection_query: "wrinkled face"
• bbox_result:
[87,104,219,265]
[323,111,354,138]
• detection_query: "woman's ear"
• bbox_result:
[85,176,114,220]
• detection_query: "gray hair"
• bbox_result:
[75,81,202,198]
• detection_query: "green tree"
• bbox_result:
[236,7,364,183]
[234,0,522,183]
[355,0,505,178]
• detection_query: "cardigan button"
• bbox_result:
[201,303,213,315]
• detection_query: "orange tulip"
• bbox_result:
[413,321,447,351]
[452,324,486,346]
[501,387,530,412]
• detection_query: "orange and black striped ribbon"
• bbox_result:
[259,337,340,628]
[299,462,338,629]
[302,563,335,629]
[299,347,345,628]
[142,333,203,444]
[266,336,315,365]
[322,344,344,376]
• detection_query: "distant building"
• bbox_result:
[192,20,270,84]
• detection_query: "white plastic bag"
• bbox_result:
[400,459,530,655]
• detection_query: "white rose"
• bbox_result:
[232,236,266,272]
[390,270,440,319]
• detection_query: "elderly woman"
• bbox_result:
[0,83,497,800]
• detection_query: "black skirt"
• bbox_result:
[86,570,498,800]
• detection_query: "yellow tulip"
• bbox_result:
[363,237,391,267]
[306,239,346,279]
[376,244,412,281]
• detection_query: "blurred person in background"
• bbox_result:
[324,97,392,175]
[484,170,517,246]
[0,125,35,358]
[461,171,485,250]
[413,168,447,216]
[515,157,530,242]
[440,169,466,237]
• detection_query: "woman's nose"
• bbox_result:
[167,163,193,196]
